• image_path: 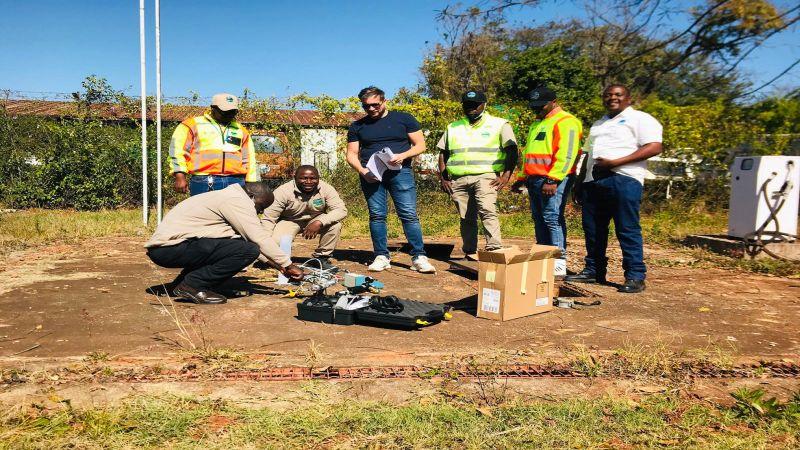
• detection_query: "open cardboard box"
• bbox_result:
[477,244,561,321]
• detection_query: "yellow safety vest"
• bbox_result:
[168,113,259,181]
[445,113,508,177]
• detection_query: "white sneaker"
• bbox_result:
[554,259,567,277]
[368,255,391,272]
[411,255,436,273]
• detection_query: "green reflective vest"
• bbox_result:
[445,113,508,177]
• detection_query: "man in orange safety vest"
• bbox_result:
[169,93,259,196]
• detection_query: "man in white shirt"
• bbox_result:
[566,84,663,293]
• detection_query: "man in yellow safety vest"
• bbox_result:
[438,90,518,258]
[169,93,260,196]
[512,86,583,276]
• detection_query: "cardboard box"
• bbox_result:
[476,245,560,321]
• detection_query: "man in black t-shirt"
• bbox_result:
[346,86,435,273]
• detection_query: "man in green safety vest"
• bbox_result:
[438,90,518,259]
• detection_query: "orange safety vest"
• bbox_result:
[517,109,583,181]
[168,113,259,181]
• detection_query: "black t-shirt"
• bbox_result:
[347,111,421,167]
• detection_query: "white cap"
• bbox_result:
[211,93,239,111]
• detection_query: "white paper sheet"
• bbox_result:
[365,147,401,181]
[275,235,293,285]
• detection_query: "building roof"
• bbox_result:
[0,99,363,127]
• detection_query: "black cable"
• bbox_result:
[369,295,404,313]
[742,162,799,262]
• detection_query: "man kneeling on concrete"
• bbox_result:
[262,165,348,271]
[145,182,304,304]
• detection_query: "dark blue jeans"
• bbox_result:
[360,167,426,258]
[189,175,245,196]
[527,175,573,257]
[581,173,646,281]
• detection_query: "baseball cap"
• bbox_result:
[461,90,487,104]
[211,93,239,111]
[528,86,557,107]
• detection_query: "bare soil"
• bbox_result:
[2,236,799,409]
[0,235,797,367]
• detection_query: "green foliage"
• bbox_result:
[749,97,800,134]
[731,388,800,422]
[501,42,601,108]
[0,111,173,209]
[2,74,798,211]
[640,97,768,169]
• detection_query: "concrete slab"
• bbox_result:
[685,234,800,260]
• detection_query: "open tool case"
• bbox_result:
[297,295,451,329]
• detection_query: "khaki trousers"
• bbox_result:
[271,219,342,258]
[450,172,503,254]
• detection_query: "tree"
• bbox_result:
[420,22,511,101]
[435,0,800,100]
[500,42,600,106]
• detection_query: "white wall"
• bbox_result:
[300,129,338,172]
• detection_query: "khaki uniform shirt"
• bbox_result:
[144,184,291,267]
[262,180,348,234]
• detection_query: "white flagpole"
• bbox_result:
[139,0,148,225]
[155,0,162,223]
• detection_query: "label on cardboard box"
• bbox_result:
[481,288,501,314]
[535,282,549,307]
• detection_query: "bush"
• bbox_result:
[0,112,174,209]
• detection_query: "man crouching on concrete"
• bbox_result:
[262,165,348,271]
[145,182,305,304]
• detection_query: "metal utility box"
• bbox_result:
[728,156,800,240]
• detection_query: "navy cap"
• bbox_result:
[461,90,487,104]
[528,86,557,106]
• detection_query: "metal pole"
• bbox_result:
[139,0,148,225]
[155,0,162,223]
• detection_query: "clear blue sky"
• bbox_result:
[1,0,797,101]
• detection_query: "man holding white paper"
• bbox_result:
[365,147,401,182]
[346,86,435,273]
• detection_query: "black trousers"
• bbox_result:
[147,238,260,290]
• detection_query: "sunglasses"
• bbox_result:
[361,101,383,110]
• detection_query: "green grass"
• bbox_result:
[641,205,728,245]
[1,394,798,449]
[0,209,154,255]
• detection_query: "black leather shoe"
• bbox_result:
[146,283,176,297]
[173,283,227,304]
[617,279,646,293]
[146,275,185,297]
[564,269,599,284]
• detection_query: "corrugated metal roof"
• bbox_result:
[0,99,363,127]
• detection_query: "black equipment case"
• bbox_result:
[297,295,451,329]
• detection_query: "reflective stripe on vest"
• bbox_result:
[520,110,580,178]
[445,113,508,176]
[183,114,249,176]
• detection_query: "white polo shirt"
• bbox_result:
[583,106,662,184]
